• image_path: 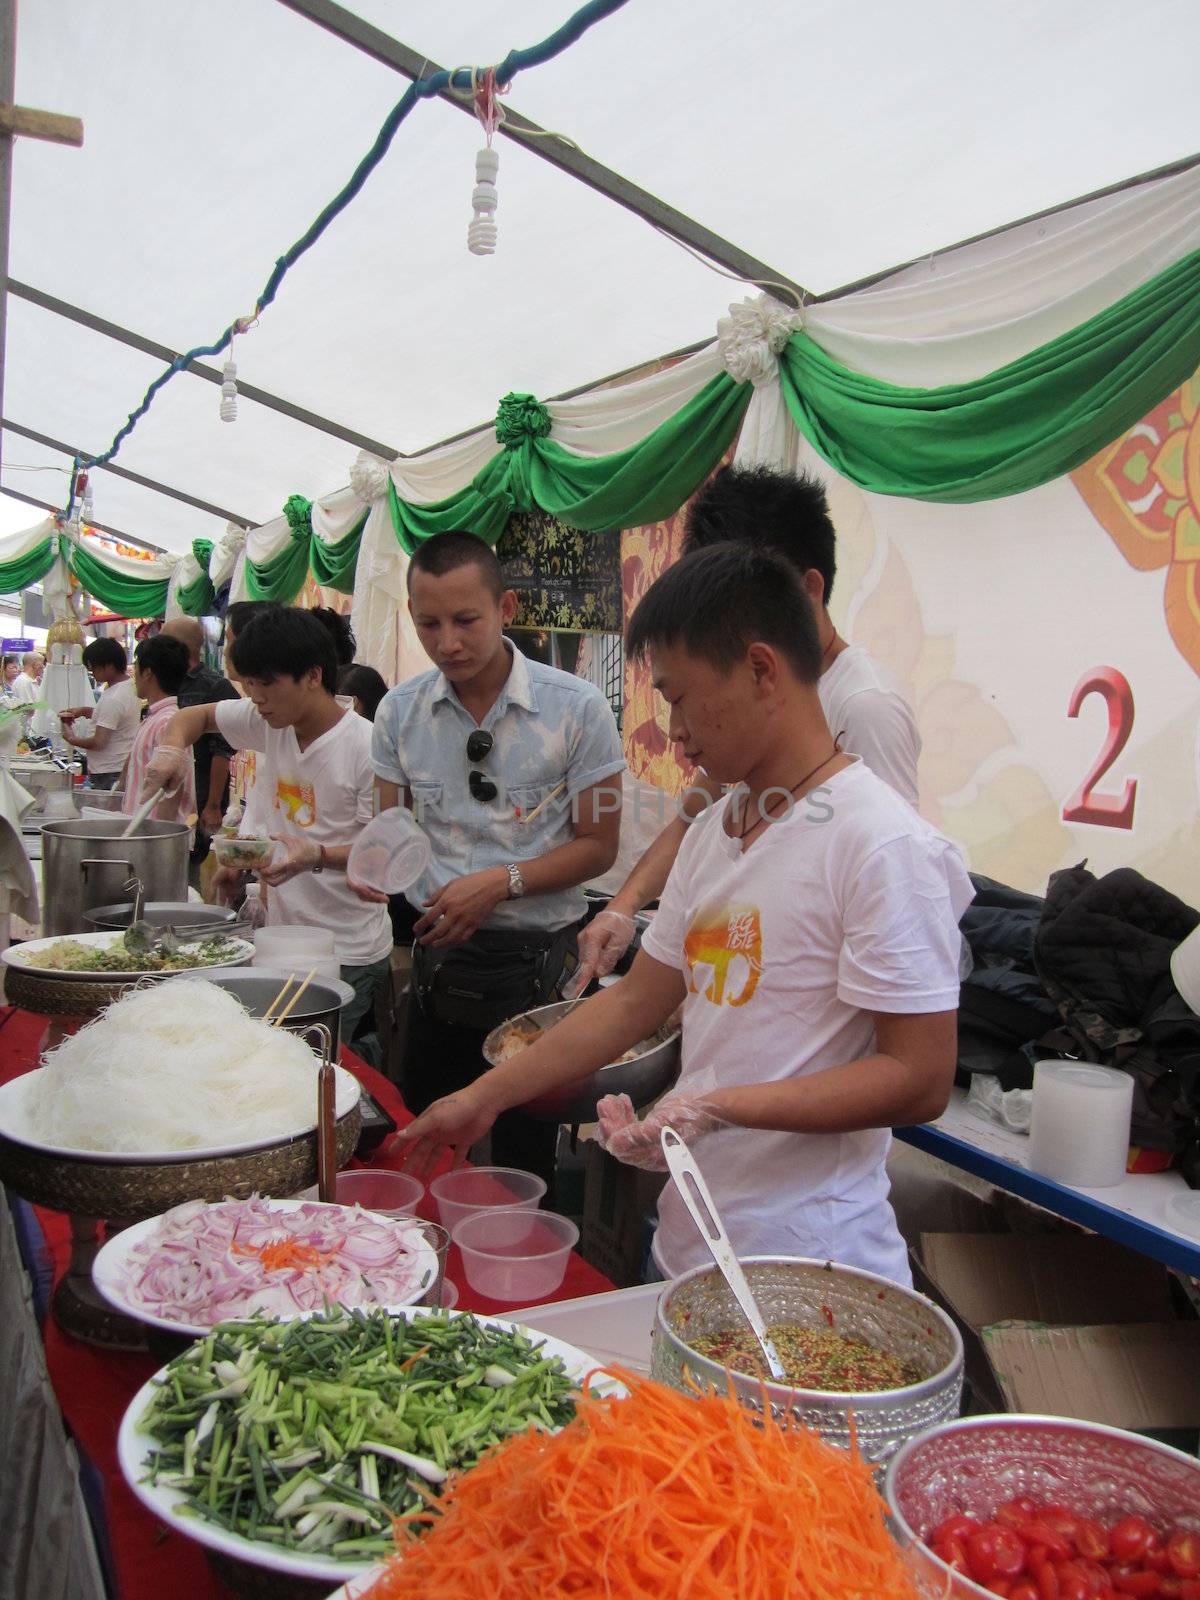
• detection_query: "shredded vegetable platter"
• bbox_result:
[0,1065,360,1163]
[1,930,254,980]
[93,1199,438,1336]
[117,1307,614,1584]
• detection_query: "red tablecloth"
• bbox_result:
[0,1006,613,1600]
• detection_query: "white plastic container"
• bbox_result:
[348,808,431,896]
[453,1207,577,1303]
[430,1166,546,1234]
[252,925,339,986]
[1028,1059,1133,1188]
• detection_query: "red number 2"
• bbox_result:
[1062,666,1138,830]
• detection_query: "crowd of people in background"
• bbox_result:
[47,465,971,1280]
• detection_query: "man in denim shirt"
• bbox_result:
[368,533,623,1191]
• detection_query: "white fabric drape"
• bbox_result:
[208,521,247,592]
[163,551,196,619]
[78,534,177,583]
[0,515,55,565]
[311,484,368,543]
[805,162,1200,385]
[347,460,427,686]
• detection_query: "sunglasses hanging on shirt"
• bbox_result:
[467,728,497,802]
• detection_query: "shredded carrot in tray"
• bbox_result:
[359,1368,921,1599]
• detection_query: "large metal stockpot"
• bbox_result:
[41,818,190,936]
[83,901,239,935]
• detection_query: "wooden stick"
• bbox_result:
[317,1061,337,1204]
[0,105,84,146]
[271,967,318,1027]
[262,973,296,1025]
[518,780,566,826]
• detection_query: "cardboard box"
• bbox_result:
[578,1138,666,1289]
[916,1231,1200,1439]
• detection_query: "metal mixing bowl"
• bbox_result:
[885,1414,1200,1599]
[651,1256,963,1468]
[483,998,680,1123]
[83,901,240,934]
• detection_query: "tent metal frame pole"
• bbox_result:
[275,0,808,307]
[0,0,15,481]
[2,417,253,528]
[0,484,149,550]
[6,279,401,461]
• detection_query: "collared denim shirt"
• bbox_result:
[372,645,624,932]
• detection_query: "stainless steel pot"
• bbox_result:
[83,901,239,934]
[41,817,190,936]
[170,966,356,1050]
[483,998,681,1123]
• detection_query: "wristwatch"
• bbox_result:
[504,862,525,898]
[311,845,327,874]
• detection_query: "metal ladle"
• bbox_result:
[659,1125,787,1382]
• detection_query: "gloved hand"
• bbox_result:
[141,743,190,800]
[257,834,320,886]
[574,909,637,990]
[595,1090,730,1171]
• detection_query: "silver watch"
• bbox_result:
[504,862,526,898]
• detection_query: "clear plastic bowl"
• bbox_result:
[348,808,432,895]
[430,1166,546,1233]
[254,925,335,958]
[297,1168,425,1218]
[452,1207,578,1303]
[212,834,276,870]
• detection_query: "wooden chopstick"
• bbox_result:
[262,973,296,1024]
[271,967,318,1027]
[518,780,566,826]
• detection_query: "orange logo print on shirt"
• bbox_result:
[682,904,763,1007]
[276,779,317,829]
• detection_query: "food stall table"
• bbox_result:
[0,1004,615,1600]
[895,1085,1200,1279]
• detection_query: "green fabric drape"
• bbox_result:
[387,372,750,552]
[309,510,367,594]
[779,247,1200,502]
[175,538,216,616]
[246,496,313,602]
[0,538,57,594]
[68,538,169,618]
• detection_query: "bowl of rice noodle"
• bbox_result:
[0,981,362,1221]
[483,999,680,1123]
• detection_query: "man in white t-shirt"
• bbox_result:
[139,608,392,1042]
[9,652,43,705]
[574,463,921,986]
[394,541,972,1286]
[60,637,142,789]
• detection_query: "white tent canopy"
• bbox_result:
[2,0,1198,553]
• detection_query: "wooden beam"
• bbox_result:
[0,104,83,146]
[275,0,807,307]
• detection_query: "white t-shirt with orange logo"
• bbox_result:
[215,699,391,966]
[640,759,973,1286]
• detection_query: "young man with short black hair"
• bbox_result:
[139,608,392,1041]
[396,541,971,1286]
[61,637,142,790]
[575,462,923,986]
[369,531,624,1191]
[123,634,196,822]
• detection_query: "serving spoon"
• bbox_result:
[659,1125,787,1382]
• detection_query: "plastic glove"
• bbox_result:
[595,1090,730,1171]
[574,909,637,989]
[256,834,320,886]
[141,743,190,800]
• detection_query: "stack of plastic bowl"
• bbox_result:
[431,1166,577,1303]
[252,925,339,987]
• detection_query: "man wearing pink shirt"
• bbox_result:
[121,635,196,824]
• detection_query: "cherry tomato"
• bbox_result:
[1145,1549,1171,1576]
[1040,1507,1082,1542]
[1160,1581,1184,1600]
[1012,1585,1042,1600]
[1111,1519,1158,1565]
[1077,1561,1113,1597]
[1057,1561,1094,1600]
[1168,1534,1200,1581]
[1110,1568,1161,1598]
[968,1524,1028,1585]
[1023,1524,1075,1562]
[1177,1582,1200,1600]
[991,1583,1014,1599]
[1030,1548,1061,1600]
[932,1534,970,1573]
[1074,1520,1111,1562]
[931,1514,979,1545]
[996,1498,1042,1529]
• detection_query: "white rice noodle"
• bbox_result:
[25,982,324,1153]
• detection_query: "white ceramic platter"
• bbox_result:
[1,929,254,981]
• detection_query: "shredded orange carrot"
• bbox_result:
[360,1369,922,1599]
[230,1235,333,1272]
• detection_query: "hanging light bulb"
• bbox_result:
[219,356,238,422]
[81,479,94,527]
[468,146,500,255]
